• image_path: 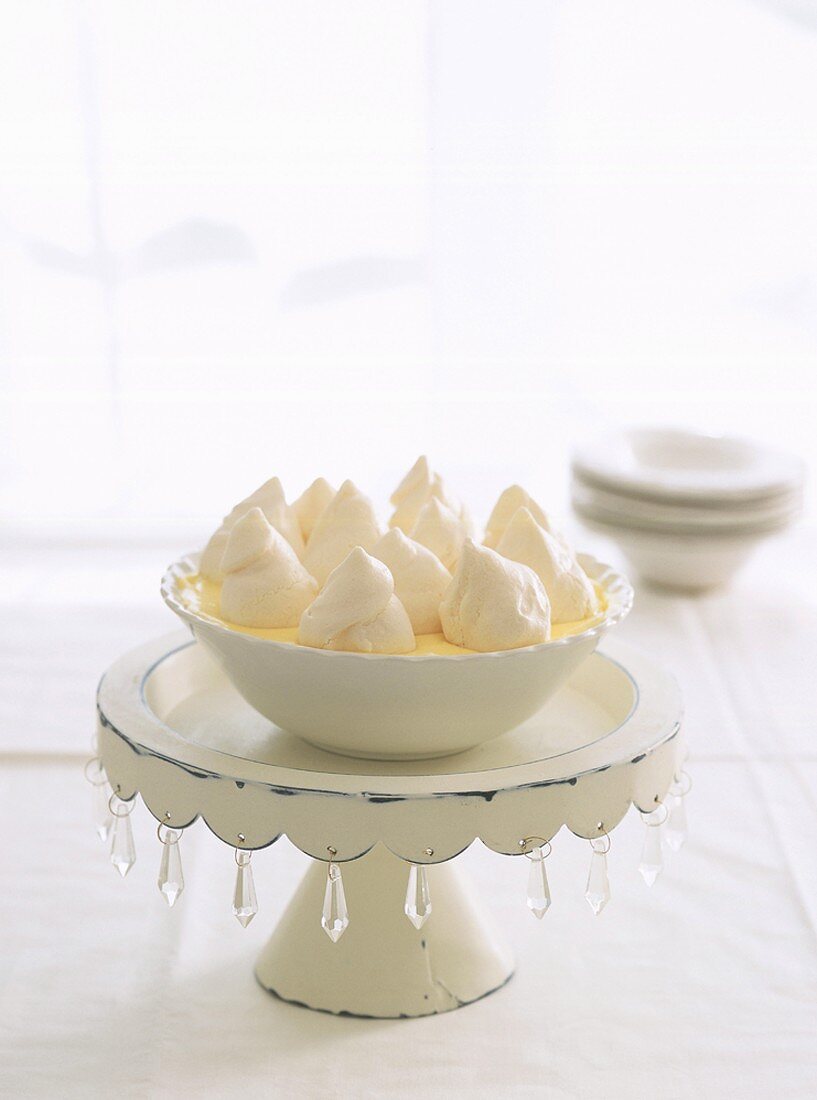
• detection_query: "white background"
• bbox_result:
[1,0,816,542]
[2,5,817,1098]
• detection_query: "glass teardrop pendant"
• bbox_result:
[526,847,551,919]
[585,846,610,915]
[233,851,258,928]
[321,861,349,943]
[404,864,432,929]
[93,781,113,843]
[639,823,664,887]
[157,830,184,906]
[665,794,688,852]
[110,809,136,877]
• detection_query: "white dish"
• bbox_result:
[160,554,633,760]
[571,488,800,539]
[577,515,771,592]
[571,475,802,531]
[572,428,805,504]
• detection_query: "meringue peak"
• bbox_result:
[303,480,382,586]
[293,477,335,541]
[372,527,451,634]
[440,538,551,652]
[410,497,469,572]
[220,508,318,628]
[220,507,275,574]
[225,476,284,523]
[298,547,415,654]
[484,485,552,549]
[496,507,598,624]
[388,457,467,535]
[390,455,431,505]
[307,545,393,636]
[200,475,304,581]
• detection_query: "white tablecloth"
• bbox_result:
[2,532,816,1099]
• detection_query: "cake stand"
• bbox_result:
[95,632,685,1019]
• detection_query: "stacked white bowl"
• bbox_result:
[571,428,805,592]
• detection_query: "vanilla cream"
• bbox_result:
[177,571,604,653]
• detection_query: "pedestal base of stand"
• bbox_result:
[255,846,514,1018]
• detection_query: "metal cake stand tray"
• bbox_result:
[96,632,684,1018]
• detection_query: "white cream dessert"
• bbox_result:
[220,508,318,628]
[201,477,304,581]
[293,478,335,542]
[298,547,415,654]
[302,479,382,586]
[496,507,598,624]
[484,485,554,550]
[372,528,451,634]
[178,460,608,656]
[410,498,469,572]
[440,539,551,652]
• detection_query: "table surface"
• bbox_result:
[2,530,816,1099]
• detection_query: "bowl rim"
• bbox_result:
[574,507,790,543]
[160,551,634,663]
[571,426,806,503]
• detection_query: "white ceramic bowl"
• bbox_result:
[161,554,633,760]
[571,475,803,532]
[577,517,771,592]
[573,427,805,503]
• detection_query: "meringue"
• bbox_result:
[440,538,551,652]
[389,455,464,534]
[496,507,599,624]
[391,455,431,506]
[220,508,318,628]
[199,527,232,582]
[293,477,335,542]
[298,546,415,654]
[200,477,304,581]
[302,480,382,586]
[484,485,554,549]
[372,528,451,634]
[410,498,469,572]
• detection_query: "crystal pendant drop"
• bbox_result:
[526,846,551,919]
[638,823,664,887]
[665,794,688,852]
[110,810,136,877]
[404,864,432,929]
[233,852,258,928]
[157,830,184,906]
[585,847,610,915]
[93,781,113,843]
[321,861,349,943]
